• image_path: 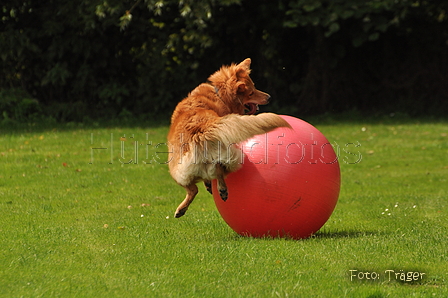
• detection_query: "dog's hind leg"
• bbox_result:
[174,184,199,218]
[204,180,212,194]
[216,164,228,201]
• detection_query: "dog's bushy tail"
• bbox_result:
[206,113,291,145]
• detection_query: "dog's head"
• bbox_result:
[208,58,271,115]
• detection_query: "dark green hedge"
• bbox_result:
[1,0,447,122]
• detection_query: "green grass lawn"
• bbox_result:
[1,117,447,297]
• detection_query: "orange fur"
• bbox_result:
[167,58,291,218]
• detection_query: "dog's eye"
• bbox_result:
[249,91,254,97]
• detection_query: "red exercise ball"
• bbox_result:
[212,115,340,239]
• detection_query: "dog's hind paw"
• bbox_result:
[204,180,212,195]
[174,207,188,218]
[219,188,228,202]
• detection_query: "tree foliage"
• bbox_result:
[283,0,448,114]
[1,0,447,122]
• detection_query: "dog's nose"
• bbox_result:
[266,93,271,103]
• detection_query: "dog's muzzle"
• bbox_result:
[244,103,259,115]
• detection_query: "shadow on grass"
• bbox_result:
[226,230,381,241]
[312,230,379,239]
[2,110,447,134]
[0,116,171,134]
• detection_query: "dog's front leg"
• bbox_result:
[216,164,228,201]
[174,184,199,218]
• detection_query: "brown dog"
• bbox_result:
[167,58,291,218]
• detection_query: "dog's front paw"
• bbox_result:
[219,188,228,202]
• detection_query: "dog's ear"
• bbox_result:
[236,58,251,78]
[238,58,251,70]
[236,82,246,93]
